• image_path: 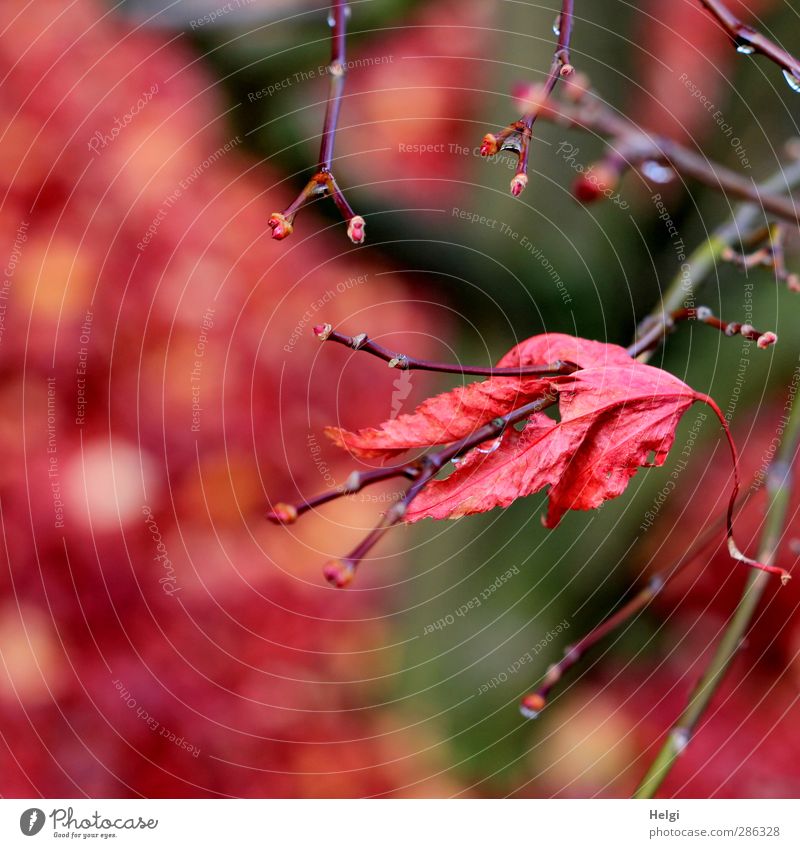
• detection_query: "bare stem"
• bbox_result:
[481,0,575,196]
[627,306,777,360]
[270,392,556,587]
[699,0,800,85]
[268,1,365,243]
[541,96,800,225]
[313,324,579,377]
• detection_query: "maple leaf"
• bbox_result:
[321,332,789,584]
[324,333,632,462]
[404,362,696,527]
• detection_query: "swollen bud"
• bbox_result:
[519,692,546,719]
[267,503,298,524]
[480,133,499,157]
[347,215,366,244]
[323,559,355,588]
[314,323,333,341]
[268,212,293,240]
[510,173,528,197]
[757,331,778,349]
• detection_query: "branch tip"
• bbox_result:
[268,212,293,240]
[510,173,528,197]
[347,215,366,244]
[314,323,334,341]
[323,559,355,588]
[266,503,298,524]
[519,692,546,720]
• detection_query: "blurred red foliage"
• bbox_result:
[0,0,457,797]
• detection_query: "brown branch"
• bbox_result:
[268,1,365,244]
[313,323,579,377]
[627,306,777,359]
[481,0,575,196]
[540,96,800,225]
[699,0,800,87]
[267,393,556,587]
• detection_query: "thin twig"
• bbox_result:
[540,96,800,225]
[268,393,556,586]
[268,1,365,243]
[314,324,579,377]
[699,0,800,86]
[481,0,575,196]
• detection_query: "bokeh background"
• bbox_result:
[1,0,800,797]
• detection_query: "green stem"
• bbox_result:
[634,382,800,798]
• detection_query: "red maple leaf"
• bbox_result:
[323,333,789,584]
[325,333,633,462]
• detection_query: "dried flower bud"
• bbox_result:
[480,133,499,157]
[314,323,333,341]
[267,502,298,524]
[268,212,293,240]
[510,173,528,197]
[560,63,574,77]
[757,331,778,349]
[347,215,366,244]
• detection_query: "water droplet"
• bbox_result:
[784,69,800,92]
[671,727,691,754]
[327,13,335,27]
[641,160,675,184]
[736,44,755,55]
[552,14,561,36]
[477,437,502,455]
